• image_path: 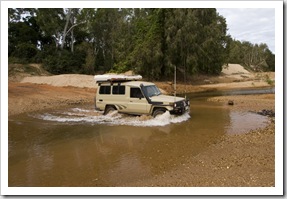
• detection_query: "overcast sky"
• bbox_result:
[217,8,275,53]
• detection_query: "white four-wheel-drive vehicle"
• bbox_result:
[94,75,190,117]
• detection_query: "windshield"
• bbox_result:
[143,85,162,97]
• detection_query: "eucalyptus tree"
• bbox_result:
[10,7,275,77]
[189,8,230,74]
[227,39,242,64]
[81,8,137,73]
[60,8,85,52]
[241,41,271,71]
[35,8,84,52]
[164,8,230,77]
[35,8,65,49]
[164,9,198,78]
[91,8,116,71]
[227,39,274,72]
[8,8,41,61]
[127,8,164,80]
[110,8,136,72]
[8,8,36,22]
[265,48,275,71]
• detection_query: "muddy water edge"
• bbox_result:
[8,88,274,187]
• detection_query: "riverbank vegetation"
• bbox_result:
[9,8,275,80]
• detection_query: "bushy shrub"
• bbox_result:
[43,50,85,74]
[8,56,29,64]
[11,43,38,62]
[110,61,129,74]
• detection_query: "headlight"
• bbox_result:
[169,102,176,107]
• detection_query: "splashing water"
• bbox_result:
[35,108,190,127]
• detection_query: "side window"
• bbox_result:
[99,86,111,94]
[130,87,144,98]
[112,85,125,95]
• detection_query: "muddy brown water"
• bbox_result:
[8,88,273,187]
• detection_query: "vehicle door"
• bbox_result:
[110,84,128,112]
[128,87,148,114]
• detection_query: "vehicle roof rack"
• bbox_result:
[94,74,142,84]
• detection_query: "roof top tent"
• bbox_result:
[94,74,142,84]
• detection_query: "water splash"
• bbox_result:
[36,108,190,127]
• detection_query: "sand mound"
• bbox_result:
[222,64,250,75]
[21,74,97,88]
[19,69,138,88]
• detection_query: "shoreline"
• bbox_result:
[8,79,274,117]
[122,120,275,187]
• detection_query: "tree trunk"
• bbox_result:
[61,9,72,50]
[71,29,74,53]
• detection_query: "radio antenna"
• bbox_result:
[174,65,177,98]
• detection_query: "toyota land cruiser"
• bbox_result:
[94,75,190,117]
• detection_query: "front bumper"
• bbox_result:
[170,100,190,115]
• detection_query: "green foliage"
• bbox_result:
[8,8,275,79]
[11,43,38,62]
[8,63,40,76]
[43,50,85,74]
[164,9,230,77]
[264,74,275,86]
[8,56,29,64]
[9,16,41,56]
[228,39,275,72]
[77,42,96,74]
[110,62,129,73]
[265,49,275,71]
[128,9,164,80]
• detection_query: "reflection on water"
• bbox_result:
[226,111,269,134]
[8,91,271,187]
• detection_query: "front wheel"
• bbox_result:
[152,109,166,118]
[104,106,116,115]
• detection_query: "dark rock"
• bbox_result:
[257,109,275,117]
[228,100,234,105]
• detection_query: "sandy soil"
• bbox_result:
[123,121,275,187]
[7,64,276,187]
[8,82,97,116]
[18,63,275,93]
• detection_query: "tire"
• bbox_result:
[152,109,166,118]
[104,106,116,115]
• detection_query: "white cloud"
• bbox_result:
[217,8,275,53]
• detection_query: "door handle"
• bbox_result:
[99,99,103,102]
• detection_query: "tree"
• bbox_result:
[36,8,65,49]
[227,39,274,72]
[61,8,85,52]
[265,49,275,71]
[11,8,276,77]
[164,9,230,77]
[8,9,41,62]
[127,9,164,80]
